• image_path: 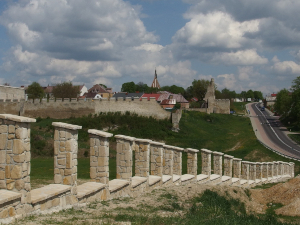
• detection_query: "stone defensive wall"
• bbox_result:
[0,86,25,102]
[0,97,170,120]
[0,114,295,223]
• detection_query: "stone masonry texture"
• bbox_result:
[88,129,113,184]
[150,142,164,176]
[52,122,82,195]
[134,139,151,177]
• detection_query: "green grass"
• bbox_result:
[232,102,247,114]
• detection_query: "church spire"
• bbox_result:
[151,68,161,89]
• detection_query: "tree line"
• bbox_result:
[274,76,300,129]
[121,80,263,101]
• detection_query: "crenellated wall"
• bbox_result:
[0,98,170,120]
[0,114,295,223]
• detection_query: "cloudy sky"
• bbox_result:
[1,0,300,95]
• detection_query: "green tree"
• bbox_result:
[121,81,136,93]
[253,91,263,100]
[183,86,193,100]
[27,82,44,101]
[274,89,291,118]
[135,82,149,93]
[191,79,210,101]
[246,89,254,99]
[52,82,80,99]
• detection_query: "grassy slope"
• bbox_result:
[30,110,300,186]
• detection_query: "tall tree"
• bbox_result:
[121,81,136,93]
[52,82,80,99]
[27,82,44,101]
[135,82,149,93]
[253,91,263,100]
[191,79,210,101]
[246,89,254,99]
[274,89,291,118]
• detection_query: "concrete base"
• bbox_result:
[108,179,130,199]
[209,174,221,185]
[181,174,196,185]
[131,176,148,198]
[162,175,172,187]
[77,182,107,203]
[218,176,232,185]
[173,174,181,185]
[197,174,209,184]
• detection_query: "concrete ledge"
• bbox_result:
[185,148,199,153]
[240,179,248,187]
[114,135,135,141]
[0,190,21,205]
[52,122,82,130]
[88,130,113,138]
[197,174,208,181]
[0,114,36,123]
[255,179,262,184]
[210,174,220,181]
[131,176,147,188]
[231,178,240,186]
[181,174,195,182]
[77,182,106,199]
[162,175,172,183]
[30,184,72,204]
[173,174,181,182]
[150,141,165,146]
[149,175,161,186]
[109,179,130,193]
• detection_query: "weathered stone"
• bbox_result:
[0,125,7,133]
[13,139,25,154]
[0,180,6,188]
[52,198,60,207]
[15,180,25,190]
[0,134,7,150]
[54,174,62,183]
[16,128,27,139]
[64,169,72,176]
[13,154,25,163]
[0,209,8,219]
[8,125,15,134]
[8,207,16,217]
[90,167,96,179]
[7,181,15,190]
[58,158,66,166]
[0,151,6,164]
[66,153,72,168]
[63,176,72,185]
[11,165,22,179]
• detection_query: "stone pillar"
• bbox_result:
[186,148,199,176]
[249,162,256,181]
[233,158,242,179]
[224,155,233,177]
[273,161,278,178]
[289,162,294,177]
[52,122,82,195]
[88,129,113,184]
[163,145,174,176]
[256,163,262,180]
[212,151,223,176]
[150,141,165,176]
[278,161,283,177]
[241,161,250,180]
[201,149,212,176]
[0,114,35,204]
[173,147,184,175]
[267,162,274,179]
[134,139,151,177]
[115,135,135,180]
[262,162,268,179]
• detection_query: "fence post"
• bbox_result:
[224,154,233,177]
[201,149,212,177]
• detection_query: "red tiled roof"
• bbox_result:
[141,93,161,100]
[161,99,176,105]
[271,94,277,97]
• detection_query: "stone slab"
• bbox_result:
[162,175,172,183]
[197,174,208,181]
[30,184,71,204]
[221,176,232,182]
[114,135,135,141]
[77,182,106,199]
[0,114,36,123]
[150,141,165,146]
[261,178,267,182]
[131,176,147,188]
[109,179,130,192]
[181,174,195,182]
[52,122,82,130]
[210,174,221,181]
[248,180,255,185]
[0,190,21,205]
[240,179,248,185]
[255,179,261,184]
[88,130,113,138]
[185,148,199,153]
[173,175,181,182]
[149,175,161,186]
[231,178,240,183]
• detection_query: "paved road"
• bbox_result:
[247,103,300,160]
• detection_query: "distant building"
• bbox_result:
[85,84,113,99]
[151,69,161,89]
[43,84,87,98]
[113,92,144,99]
[266,94,277,106]
[0,85,25,101]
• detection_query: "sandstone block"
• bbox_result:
[0,151,6,164]
[66,153,72,169]
[11,165,22,179]
[13,154,25,163]
[65,141,73,152]
[54,130,59,140]
[7,181,15,190]
[58,158,66,166]
[15,180,25,190]
[64,169,72,176]
[59,130,66,138]
[16,128,27,139]
[63,176,72,185]
[66,195,78,205]
[0,180,5,188]
[8,207,16,217]
[54,174,62,184]
[52,198,60,207]
[0,134,7,150]
[13,139,25,154]
[0,209,8,219]
[90,167,96,179]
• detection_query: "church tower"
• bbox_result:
[151,69,161,89]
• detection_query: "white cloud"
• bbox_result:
[271,61,300,75]
[216,74,236,89]
[211,49,268,66]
